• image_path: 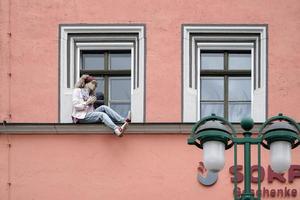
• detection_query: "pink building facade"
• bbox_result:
[0,0,300,199]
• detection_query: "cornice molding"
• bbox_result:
[0,123,264,135]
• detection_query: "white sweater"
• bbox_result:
[72,88,94,119]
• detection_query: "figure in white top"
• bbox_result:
[72,74,131,137]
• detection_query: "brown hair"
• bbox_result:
[74,74,89,88]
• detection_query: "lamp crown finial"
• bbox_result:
[241,118,254,131]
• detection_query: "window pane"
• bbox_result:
[201,102,224,118]
[229,102,251,122]
[110,51,131,70]
[110,103,131,118]
[82,53,104,70]
[228,53,251,70]
[95,77,104,94]
[201,53,224,70]
[201,77,224,100]
[109,77,131,101]
[229,77,251,101]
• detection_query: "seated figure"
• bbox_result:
[72,75,131,137]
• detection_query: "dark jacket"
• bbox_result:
[93,92,105,109]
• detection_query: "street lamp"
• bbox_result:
[187,113,300,200]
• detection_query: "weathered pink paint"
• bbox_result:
[0,0,300,122]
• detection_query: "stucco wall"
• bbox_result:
[0,134,299,200]
[0,0,300,122]
[1,1,300,199]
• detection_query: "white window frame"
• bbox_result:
[59,25,145,123]
[182,25,268,122]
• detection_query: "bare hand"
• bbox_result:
[86,96,97,105]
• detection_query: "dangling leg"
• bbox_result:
[80,111,124,137]
[95,105,125,123]
[80,111,118,130]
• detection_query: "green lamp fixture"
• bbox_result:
[188,113,300,200]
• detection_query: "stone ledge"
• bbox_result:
[0,123,264,135]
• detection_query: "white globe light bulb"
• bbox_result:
[270,141,291,173]
[203,141,225,172]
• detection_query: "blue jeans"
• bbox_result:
[79,105,125,130]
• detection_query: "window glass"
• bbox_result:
[201,53,224,70]
[82,53,104,70]
[228,53,251,70]
[200,51,251,122]
[229,77,251,101]
[110,51,131,70]
[109,78,131,101]
[109,77,131,117]
[201,77,224,100]
[229,102,251,122]
[95,77,105,94]
[110,103,131,118]
[80,50,132,120]
[201,102,224,118]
